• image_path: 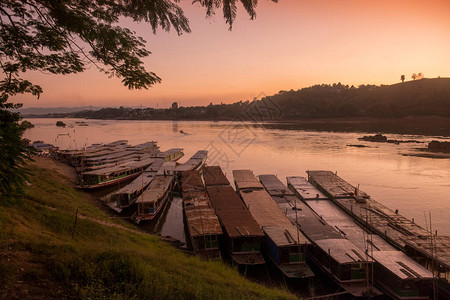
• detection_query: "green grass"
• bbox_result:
[0,160,296,299]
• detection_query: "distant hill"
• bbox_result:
[262,78,450,119]
[25,78,450,120]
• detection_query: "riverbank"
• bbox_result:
[0,157,295,299]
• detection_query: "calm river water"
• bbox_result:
[24,118,450,238]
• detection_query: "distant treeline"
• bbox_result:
[29,78,450,120]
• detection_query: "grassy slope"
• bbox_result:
[0,159,295,299]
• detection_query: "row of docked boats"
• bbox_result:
[184,166,442,299]
[55,141,448,299]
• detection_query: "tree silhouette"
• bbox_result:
[0,0,277,201]
[401,75,405,83]
[412,73,417,80]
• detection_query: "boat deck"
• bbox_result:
[175,150,207,172]
[181,170,223,256]
[286,175,432,297]
[82,157,155,176]
[233,170,264,190]
[135,175,174,204]
[307,170,450,271]
[203,166,230,186]
[111,159,164,196]
[206,185,263,239]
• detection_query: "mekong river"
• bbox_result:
[24,118,450,239]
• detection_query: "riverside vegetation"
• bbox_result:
[0,157,295,299]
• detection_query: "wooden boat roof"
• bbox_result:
[185,206,223,237]
[191,150,208,159]
[135,175,174,204]
[104,140,128,147]
[335,196,450,270]
[315,239,368,264]
[155,148,183,158]
[204,166,230,186]
[287,176,328,200]
[182,190,207,201]
[306,170,369,199]
[264,225,305,246]
[206,185,263,238]
[181,170,204,193]
[126,141,158,151]
[259,174,295,196]
[303,195,435,280]
[175,150,207,172]
[83,150,136,162]
[156,162,177,176]
[372,251,433,280]
[184,194,209,208]
[111,160,164,195]
[233,170,263,190]
[404,236,450,270]
[82,157,154,176]
[144,158,165,172]
[112,173,155,195]
[238,188,309,244]
[79,148,122,159]
[78,154,154,173]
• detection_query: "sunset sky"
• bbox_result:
[13,0,450,109]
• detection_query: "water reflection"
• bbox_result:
[24,118,450,236]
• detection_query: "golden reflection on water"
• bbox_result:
[25,118,450,235]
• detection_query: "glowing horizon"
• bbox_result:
[11,0,450,109]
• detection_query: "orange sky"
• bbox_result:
[13,0,450,108]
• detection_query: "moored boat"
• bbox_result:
[153,148,184,162]
[233,170,313,278]
[181,170,223,259]
[204,166,265,265]
[261,174,379,297]
[77,157,154,189]
[132,162,176,224]
[289,175,433,299]
[175,150,207,172]
[108,158,165,212]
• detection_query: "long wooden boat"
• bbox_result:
[260,174,379,297]
[204,166,265,265]
[57,140,129,165]
[77,157,154,189]
[108,158,165,212]
[233,170,313,278]
[77,142,158,170]
[77,152,153,173]
[132,163,176,224]
[153,148,184,162]
[181,170,223,259]
[306,170,448,298]
[289,175,433,299]
[175,150,207,172]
